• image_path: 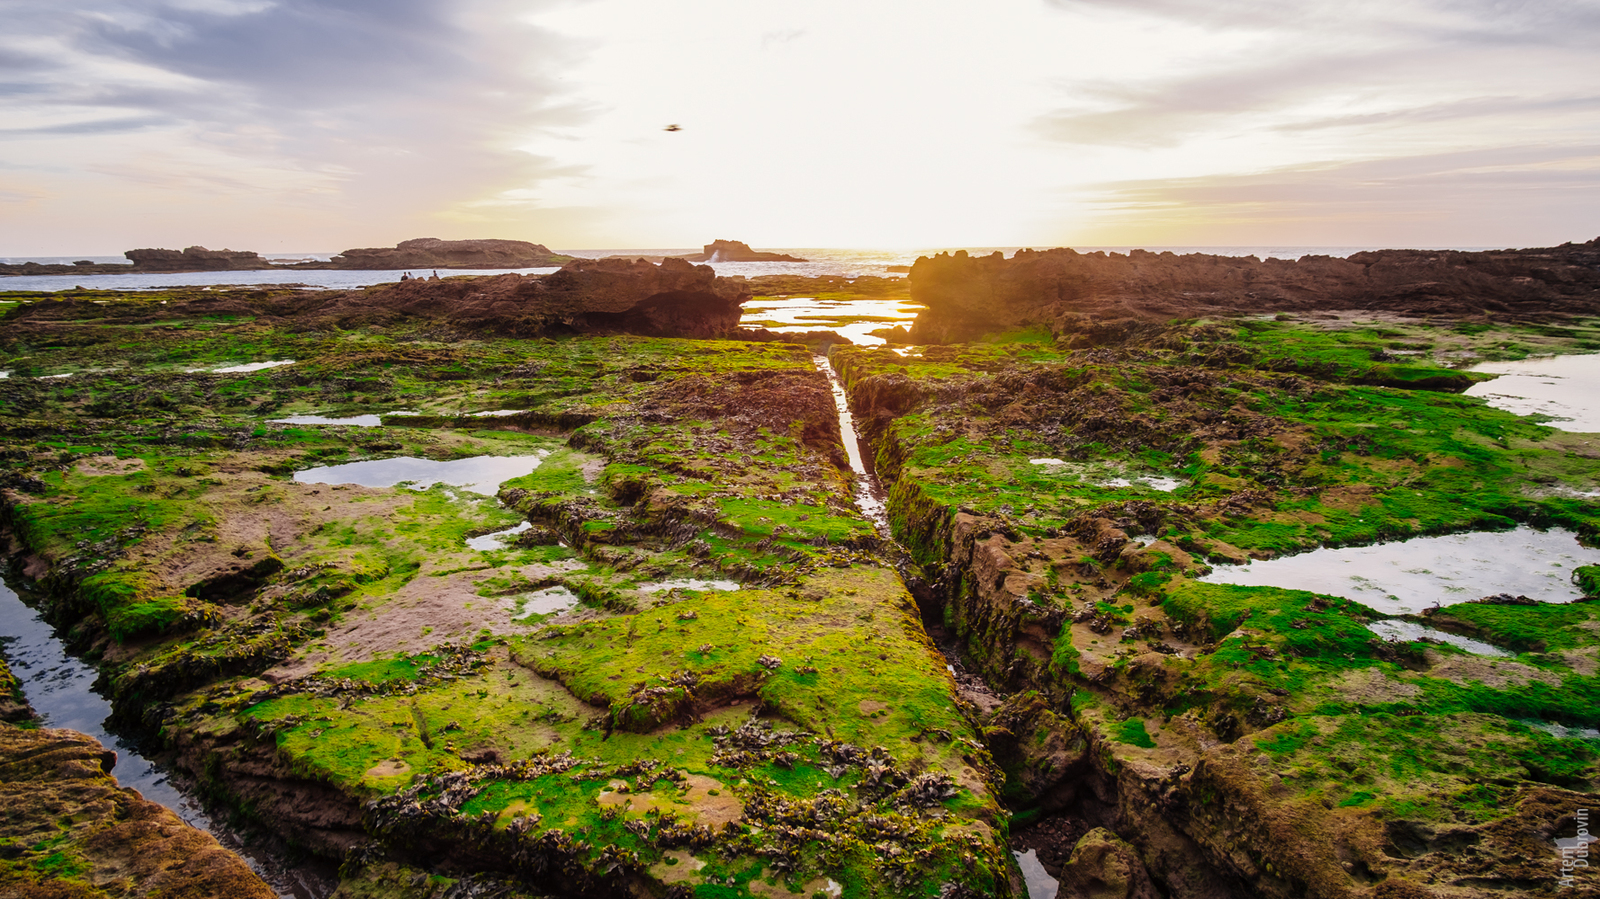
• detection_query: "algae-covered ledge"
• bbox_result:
[833,279,1600,896]
[0,279,1016,898]
[4,247,1600,899]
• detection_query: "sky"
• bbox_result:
[2,0,1598,254]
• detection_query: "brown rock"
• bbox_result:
[300,256,748,337]
[676,239,807,263]
[123,246,273,273]
[318,237,569,270]
[907,239,1600,343]
[0,723,274,899]
[1056,827,1161,899]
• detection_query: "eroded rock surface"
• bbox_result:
[0,723,275,898]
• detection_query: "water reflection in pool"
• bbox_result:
[188,360,295,374]
[637,578,741,594]
[510,587,580,619]
[467,522,532,551]
[271,414,383,427]
[1366,620,1512,657]
[1466,353,1600,432]
[0,580,331,897]
[1200,526,1600,614]
[294,452,548,496]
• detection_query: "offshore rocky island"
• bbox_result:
[1,241,1599,898]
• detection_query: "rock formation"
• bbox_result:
[124,246,275,272]
[676,239,807,263]
[287,255,749,337]
[908,238,1600,343]
[316,237,570,270]
[0,723,276,898]
[0,657,33,724]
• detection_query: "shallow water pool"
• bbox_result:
[272,414,384,427]
[467,521,533,551]
[1013,848,1059,899]
[1466,353,1600,432]
[1366,619,1512,657]
[637,578,741,594]
[0,580,330,897]
[1200,526,1600,614]
[189,359,295,374]
[510,587,580,619]
[294,453,548,496]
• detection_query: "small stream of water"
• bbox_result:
[813,354,890,534]
[0,577,331,899]
[813,352,1057,898]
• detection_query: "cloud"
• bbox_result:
[0,115,170,136]
[1047,0,1600,43]
[1035,0,1600,149]
[1078,144,1600,245]
[761,28,805,48]
[0,0,591,247]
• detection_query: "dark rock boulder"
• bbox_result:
[124,246,274,272]
[318,237,570,270]
[908,239,1600,343]
[677,239,807,263]
[288,256,749,338]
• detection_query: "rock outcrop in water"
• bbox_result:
[0,723,276,898]
[908,238,1600,343]
[2,257,752,340]
[676,239,807,263]
[289,256,749,338]
[313,237,571,270]
[0,237,571,277]
[126,246,276,272]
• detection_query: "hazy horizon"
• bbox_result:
[2,241,1536,265]
[3,1,1597,255]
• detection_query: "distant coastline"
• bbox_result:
[1,243,1513,293]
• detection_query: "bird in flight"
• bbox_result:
[663,124,682,132]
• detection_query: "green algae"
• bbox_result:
[0,288,1013,897]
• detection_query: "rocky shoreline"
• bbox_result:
[0,238,573,277]
[0,237,819,278]
[1,246,1598,897]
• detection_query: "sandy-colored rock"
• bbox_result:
[0,723,274,899]
[1055,827,1160,899]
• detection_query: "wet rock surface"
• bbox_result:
[0,723,276,898]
